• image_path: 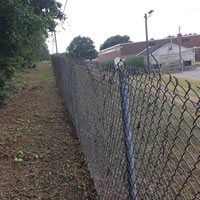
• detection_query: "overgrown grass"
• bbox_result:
[0,70,31,105]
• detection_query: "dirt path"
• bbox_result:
[0,62,97,200]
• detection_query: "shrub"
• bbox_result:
[100,56,146,72]
[101,59,114,66]
[100,59,114,70]
[125,56,146,71]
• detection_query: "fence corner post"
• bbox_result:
[115,58,137,200]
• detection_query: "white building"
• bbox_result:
[138,43,196,71]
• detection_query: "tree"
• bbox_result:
[100,35,130,51]
[0,0,65,104]
[39,41,50,61]
[67,36,98,60]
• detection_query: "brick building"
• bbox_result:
[98,34,200,62]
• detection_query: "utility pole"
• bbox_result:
[144,13,150,73]
[53,0,68,54]
[178,26,183,70]
[144,10,154,73]
[63,0,68,13]
[54,31,58,54]
[52,34,55,54]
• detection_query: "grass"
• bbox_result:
[196,61,200,65]
[127,73,200,199]
[162,75,200,102]
[37,61,54,82]
[92,71,199,198]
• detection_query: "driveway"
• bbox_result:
[172,67,200,80]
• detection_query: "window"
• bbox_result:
[183,60,191,66]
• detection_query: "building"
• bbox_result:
[98,34,200,63]
[138,43,195,71]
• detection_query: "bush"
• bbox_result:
[125,56,146,71]
[101,59,114,66]
[100,56,146,72]
[0,91,10,105]
[100,59,114,70]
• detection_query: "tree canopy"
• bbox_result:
[100,35,130,51]
[0,0,65,104]
[67,36,98,60]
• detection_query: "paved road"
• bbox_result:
[172,67,200,80]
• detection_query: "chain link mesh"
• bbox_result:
[52,55,200,200]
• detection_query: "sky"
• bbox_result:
[47,0,200,54]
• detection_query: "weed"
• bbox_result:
[30,186,34,191]
[61,172,74,183]
[16,127,23,132]
[48,114,56,119]
[10,193,16,199]
[34,91,44,97]
[77,181,86,191]
[6,135,16,143]
[33,111,40,118]
[66,159,71,168]
[17,150,24,158]
[12,116,25,126]
[25,193,32,199]
[81,169,90,176]
[14,150,24,163]
[60,136,68,145]
[33,153,39,159]
[14,157,23,163]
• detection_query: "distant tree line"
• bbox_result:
[0,0,65,104]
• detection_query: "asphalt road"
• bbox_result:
[172,67,200,80]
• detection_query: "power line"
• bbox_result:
[63,0,68,13]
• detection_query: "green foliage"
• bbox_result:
[14,150,24,163]
[39,43,50,61]
[100,56,146,71]
[100,35,130,50]
[67,36,98,60]
[100,59,114,70]
[0,0,64,104]
[125,56,146,70]
[101,59,114,66]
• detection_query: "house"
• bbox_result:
[98,34,200,63]
[138,43,195,71]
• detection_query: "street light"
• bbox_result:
[144,10,154,73]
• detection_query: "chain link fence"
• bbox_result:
[52,55,200,200]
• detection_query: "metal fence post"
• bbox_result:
[116,59,137,200]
